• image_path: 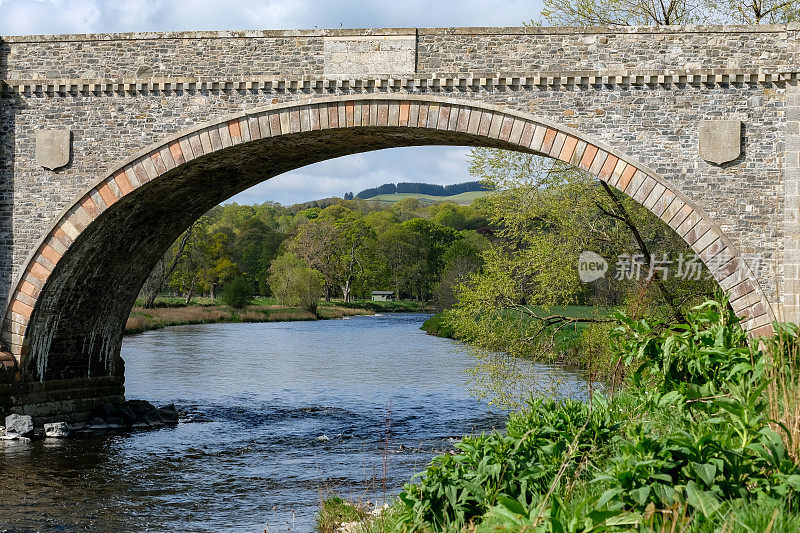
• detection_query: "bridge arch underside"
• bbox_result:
[3,97,772,389]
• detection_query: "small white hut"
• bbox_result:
[371,291,395,302]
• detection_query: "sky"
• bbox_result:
[0,0,543,205]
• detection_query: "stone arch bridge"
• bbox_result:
[0,25,799,420]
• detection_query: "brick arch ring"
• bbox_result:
[2,94,774,382]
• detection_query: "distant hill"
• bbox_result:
[287,197,341,213]
[367,191,491,206]
[350,181,491,200]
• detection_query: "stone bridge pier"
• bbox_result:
[0,24,798,421]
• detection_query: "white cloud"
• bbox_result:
[0,0,540,35]
[1,0,537,203]
[228,146,474,205]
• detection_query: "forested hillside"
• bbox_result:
[139,197,492,307]
[349,180,490,200]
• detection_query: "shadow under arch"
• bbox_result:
[2,94,773,384]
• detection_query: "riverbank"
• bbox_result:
[421,305,619,379]
[324,300,800,531]
[126,298,431,335]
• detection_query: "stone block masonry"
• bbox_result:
[0,24,797,418]
[324,32,417,77]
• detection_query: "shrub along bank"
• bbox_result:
[421,305,619,381]
[125,298,429,335]
[325,299,800,531]
[125,298,426,335]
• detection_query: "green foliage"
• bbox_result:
[537,0,800,27]
[436,305,618,409]
[397,396,620,530]
[229,215,284,295]
[317,496,367,533]
[590,300,800,516]
[421,311,457,338]
[148,198,488,305]
[539,0,698,26]
[449,147,719,406]
[221,277,252,308]
[268,252,324,312]
[704,499,800,533]
[395,299,800,531]
[433,232,488,309]
[463,148,717,318]
[611,299,754,397]
[576,322,618,383]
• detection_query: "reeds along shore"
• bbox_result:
[125,304,372,335]
[124,298,431,335]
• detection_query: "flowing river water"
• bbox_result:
[0,313,588,532]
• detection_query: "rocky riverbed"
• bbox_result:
[1,400,179,441]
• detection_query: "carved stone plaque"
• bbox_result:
[699,119,741,165]
[36,129,71,170]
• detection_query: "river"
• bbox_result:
[0,313,588,532]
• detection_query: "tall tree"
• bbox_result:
[291,205,376,301]
[377,225,429,299]
[269,252,324,312]
[169,223,213,305]
[400,219,459,301]
[230,216,284,295]
[139,221,199,308]
[539,0,698,25]
[337,218,374,302]
[433,232,489,309]
[706,0,799,23]
[168,220,241,304]
[457,147,717,345]
[292,216,342,301]
[449,151,718,405]
[539,0,798,26]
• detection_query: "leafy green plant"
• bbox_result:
[477,495,643,532]
[611,299,754,398]
[397,397,619,530]
[221,277,252,308]
[395,298,800,532]
[595,301,800,520]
